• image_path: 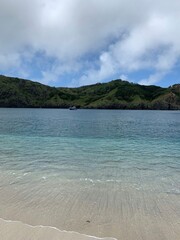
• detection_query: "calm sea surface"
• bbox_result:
[0,109,179,239]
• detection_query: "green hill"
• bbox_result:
[0,75,179,109]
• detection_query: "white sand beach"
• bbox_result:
[0,218,116,240]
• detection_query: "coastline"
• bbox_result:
[0,109,179,240]
[0,218,116,240]
[0,178,179,240]
[0,76,179,110]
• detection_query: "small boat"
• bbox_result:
[69,106,77,110]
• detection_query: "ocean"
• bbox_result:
[0,109,179,240]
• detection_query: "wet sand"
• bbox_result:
[0,218,116,240]
[0,179,180,240]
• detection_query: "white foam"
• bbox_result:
[80,178,122,184]
[0,217,117,240]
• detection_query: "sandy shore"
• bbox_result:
[0,173,180,240]
[0,188,180,240]
[0,218,116,240]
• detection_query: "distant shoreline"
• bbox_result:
[0,107,179,110]
[0,75,179,110]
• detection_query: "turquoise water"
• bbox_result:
[0,109,180,239]
[0,109,179,190]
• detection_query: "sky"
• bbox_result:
[0,0,180,88]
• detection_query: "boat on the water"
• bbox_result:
[69,106,77,110]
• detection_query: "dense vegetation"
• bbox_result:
[0,75,179,109]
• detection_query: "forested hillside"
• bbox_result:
[0,75,179,109]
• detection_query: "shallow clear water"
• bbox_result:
[0,109,179,190]
[0,109,180,239]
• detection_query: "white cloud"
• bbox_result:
[119,74,128,81]
[0,0,180,86]
[139,72,166,86]
[0,53,20,70]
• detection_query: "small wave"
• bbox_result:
[0,217,117,240]
[167,165,180,172]
[135,167,153,171]
[166,189,180,195]
[80,178,121,184]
